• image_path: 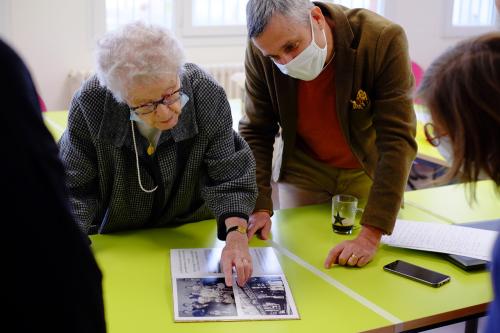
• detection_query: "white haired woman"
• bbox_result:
[59,22,258,287]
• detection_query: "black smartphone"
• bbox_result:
[383,260,451,287]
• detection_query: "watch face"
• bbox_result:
[236,226,247,234]
[227,225,247,235]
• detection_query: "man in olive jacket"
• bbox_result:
[240,0,417,267]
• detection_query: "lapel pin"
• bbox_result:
[350,89,369,110]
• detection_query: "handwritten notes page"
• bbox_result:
[381,220,498,261]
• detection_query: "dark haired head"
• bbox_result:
[418,32,500,193]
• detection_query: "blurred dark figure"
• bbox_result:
[0,39,106,332]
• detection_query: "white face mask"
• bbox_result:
[437,136,454,163]
[273,15,327,81]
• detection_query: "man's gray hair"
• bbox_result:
[95,21,185,102]
[246,0,314,38]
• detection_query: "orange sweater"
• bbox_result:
[297,60,360,168]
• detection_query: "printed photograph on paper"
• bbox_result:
[170,247,299,322]
[235,276,293,316]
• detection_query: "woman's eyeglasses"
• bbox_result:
[423,122,444,147]
[130,88,182,116]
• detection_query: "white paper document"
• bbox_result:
[170,247,299,322]
[381,219,498,261]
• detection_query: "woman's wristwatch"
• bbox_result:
[226,225,247,235]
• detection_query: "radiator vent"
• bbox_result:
[201,63,245,100]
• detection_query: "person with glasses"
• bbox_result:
[59,22,258,287]
[418,32,500,333]
[240,0,417,268]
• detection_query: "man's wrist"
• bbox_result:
[359,225,383,245]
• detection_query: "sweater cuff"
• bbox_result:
[217,212,249,241]
[360,209,397,235]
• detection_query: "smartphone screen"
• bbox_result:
[383,260,451,287]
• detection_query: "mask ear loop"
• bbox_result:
[130,120,158,193]
[309,13,325,49]
[179,92,189,110]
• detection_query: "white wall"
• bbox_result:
[1,0,96,110]
[0,0,246,110]
[0,0,496,110]
[384,0,463,69]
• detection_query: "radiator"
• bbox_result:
[66,63,245,103]
[201,63,245,100]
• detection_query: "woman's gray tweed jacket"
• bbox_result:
[59,63,257,240]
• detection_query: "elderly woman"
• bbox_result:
[59,22,258,287]
[418,32,500,333]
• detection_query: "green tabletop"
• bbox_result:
[268,203,491,332]
[91,223,392,333]
[414,104,447,166]
[90,193,493,333]
[404,180,500,223]
[43,110,68,141]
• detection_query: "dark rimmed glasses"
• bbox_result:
[130,88,183,116]
[423,122,444,147]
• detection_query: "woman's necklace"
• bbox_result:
[147,141,155,156]
[146,129,161,156]
[135,121,160,156]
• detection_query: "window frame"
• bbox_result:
[95,0,248,46]
[443,0,497,37]
[96,0,390,44]
[181,0,248,37]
